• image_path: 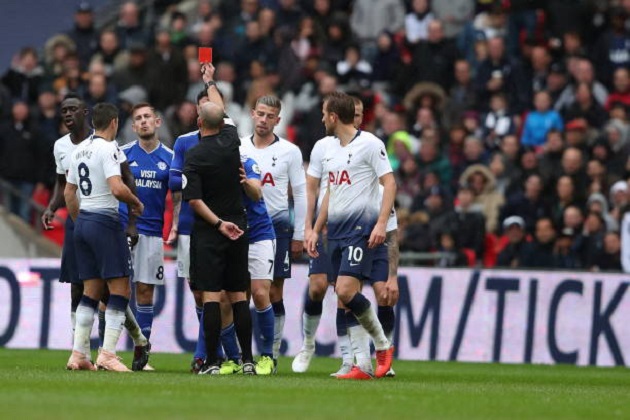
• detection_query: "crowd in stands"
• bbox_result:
[1,0,630,271]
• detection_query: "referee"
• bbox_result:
[183,62,255,375]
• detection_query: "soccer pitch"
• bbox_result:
[1,349,628,419]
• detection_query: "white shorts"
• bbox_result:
[248,239,276,281]
[131,235,165,285]
[177,234,190,278]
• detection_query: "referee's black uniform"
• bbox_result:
[183,121,249,293]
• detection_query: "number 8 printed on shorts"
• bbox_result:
[348,245,363,266]
[78,162,92,196]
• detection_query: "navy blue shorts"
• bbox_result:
[60,217,81,284]
[366,243,388,284]
[273,236,291,279]
[308,239,332,282]
[74,211,132,281]
[328,235,375,281]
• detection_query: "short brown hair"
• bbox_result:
[130,102,156,117]
[324,91,355,124]
[92,102,119,130]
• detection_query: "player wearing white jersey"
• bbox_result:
[64,103,144,372]
[293,99,400,378]
[240,95,307,368]
[43,95,149,370]
[306,92,395,379]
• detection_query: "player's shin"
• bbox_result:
[103,295,129,354]
[74,295,99,355]
[136,303,154,340]
[345,293,389,351]
[203,302,222,366]
[272,299,286,359]
[303,296,323,350]
[378,306,395,344]
[232,301,254,363]
[256,305,275,357]
[124,305,148,346]
[336,308,353,367]
[347,312,372,374]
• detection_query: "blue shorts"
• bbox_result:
[308,239,332,282]
[273,236,291,279]
[328,235,375,281]
[74,211,132,281]
[60,217,81,284]
[366,243,388,284]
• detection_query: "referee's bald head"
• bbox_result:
[199,102,224,131]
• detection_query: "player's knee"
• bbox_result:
[251,287,271,309]
[335,288,355,305]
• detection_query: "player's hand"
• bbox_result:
[131,201,144,217]
[383,275,399,307]
[306,231,319,258]
[166,226,178,245]
[200,62,216,83]
[219,221,244,240]
[368,221,386,249]
[291,240,303,260]
[41,208,55,230]
[239,165,247,184]
[126,224,139,248]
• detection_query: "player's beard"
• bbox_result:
[325,123,335,136]
[139,130,157,141]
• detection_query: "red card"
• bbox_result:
[198,47,212,63]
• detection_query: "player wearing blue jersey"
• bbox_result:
[239,150,277,375]
[306,92,395,379]
[240,96,307,368]
[168,89,241,373]
[119,103,173,370]
[65,103,144,372]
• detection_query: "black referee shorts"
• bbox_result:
[189,221,249,293]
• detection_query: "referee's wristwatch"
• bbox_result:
[214,219,223,229]
[205,81,217,90]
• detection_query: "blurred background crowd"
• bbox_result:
[1,0,629,271]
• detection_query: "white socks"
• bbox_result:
[348,325,373,373]
[355,308,390,351]
[103,307,126,354]
[273,314,285,359]
[302,313,321,350]
[338,334,353,366]
[73,305,95,355]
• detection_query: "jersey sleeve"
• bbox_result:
[367,138,393,178]
[115,141,127,163]
[169,138,185,191]
[53,142,65,175]
[66,160,77,185]
[243,156,261,181]
[103,142,123,179]
[182,155,202,201]
[288,147,307,240]
[306,140,324,179]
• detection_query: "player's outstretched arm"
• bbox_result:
[369,172,396,249]
[42,174,67,229]
[64,182,79,221]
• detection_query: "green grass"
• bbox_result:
[0,349,629,419]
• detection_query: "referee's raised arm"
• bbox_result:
[200,63,223,110]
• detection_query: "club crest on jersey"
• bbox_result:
[271,156,278,167]
[329,170,351,185]
[252,164,261,175]
[157,161,167,170]
[262,172,275,186]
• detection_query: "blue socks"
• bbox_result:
[256,305,275,357]
[221,323,241,362]
[136,304,154,340]
[194,306,207,360]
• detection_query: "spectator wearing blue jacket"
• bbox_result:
[521,90,564,147]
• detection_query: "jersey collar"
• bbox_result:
[250,134,279,148]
